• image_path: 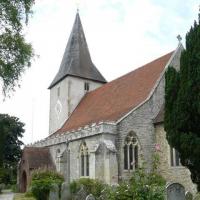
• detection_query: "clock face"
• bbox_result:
[55,100,62,118]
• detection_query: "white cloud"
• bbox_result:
[0,0,198,144]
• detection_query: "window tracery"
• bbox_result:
[124,132,138,170]
[80,142,89,176]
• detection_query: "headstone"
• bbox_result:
[86,194,95,200]
[49,183,59,200]
[166,183,185,200]
[111,184,118,192]
[99,189,106,200]
[75,186,87,200]
[185,191,193,200]
[61,182,71,200]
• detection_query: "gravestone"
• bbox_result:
[99,188,107,200]
[111,184,118,192]
[61,182,71,200]
[49,183,59,200]
[86,194,95,200]
[75,186,87,200]
[166,183,185,200]
[185,191,193,200]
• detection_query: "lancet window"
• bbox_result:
[124,132,138,170]
[170,147,181,167]
[80,142,89,177]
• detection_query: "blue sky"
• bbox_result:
[0,0,199,144]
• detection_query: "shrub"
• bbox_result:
[194,193,200,200]
[0,168,10,184]
[31,169,64,200]
[104,153,166,200]
[70,178,105,198]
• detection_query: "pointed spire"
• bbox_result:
[49,13,106,89]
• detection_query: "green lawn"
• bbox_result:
[14,193,36,200]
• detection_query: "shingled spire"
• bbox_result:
[49,12,106,89]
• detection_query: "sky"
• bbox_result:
[0,0,199,145]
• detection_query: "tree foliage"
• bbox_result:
[0,0,35,96]
[31,169,64,200]
[165,12,200,191]
[0,114,24,184]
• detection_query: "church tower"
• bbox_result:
[48,12,106,135]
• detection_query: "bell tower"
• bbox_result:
[48,12,106,135]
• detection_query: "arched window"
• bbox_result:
[80,142,89,177]
[170,147,181,167]
[124,132,138,170]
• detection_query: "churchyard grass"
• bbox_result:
[14,193,36,200]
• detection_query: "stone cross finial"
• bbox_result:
[177,35,182,43]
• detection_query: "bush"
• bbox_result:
[194,193,200,200]
[0,168,11,184]
[70,178,105,198]
[31,169,64,200]
[104,153,166,200]
[25,190,34,198]
[103,168,166,200]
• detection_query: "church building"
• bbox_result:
[18,12,196,194]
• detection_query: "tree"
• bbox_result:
[0,0,35,96]
[165,12,200,191]
[0,114,24,184]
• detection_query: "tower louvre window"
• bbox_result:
[84,82,90,91]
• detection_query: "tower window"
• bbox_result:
[170,147,181,167]
[84,82,90,91]
[124,132,138,171]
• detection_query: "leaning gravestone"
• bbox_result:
[86,194,95,200]
[166,183,185,200]
[75,186,87,200]
[185,191,193,200]
[49,183,59,200]
[61,182,71,200]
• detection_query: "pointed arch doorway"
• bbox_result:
[21,171,27,193]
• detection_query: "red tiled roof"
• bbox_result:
[57,51,173,134]
[23,147,55,169]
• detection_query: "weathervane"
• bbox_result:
[177,34,182,43]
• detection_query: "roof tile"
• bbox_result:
[57,51,173,134]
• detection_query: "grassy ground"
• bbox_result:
[14,193,36,200]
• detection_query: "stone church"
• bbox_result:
[18,12,196,194]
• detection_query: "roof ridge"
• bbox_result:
[87,51,174,95]
[52,50,174,135]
